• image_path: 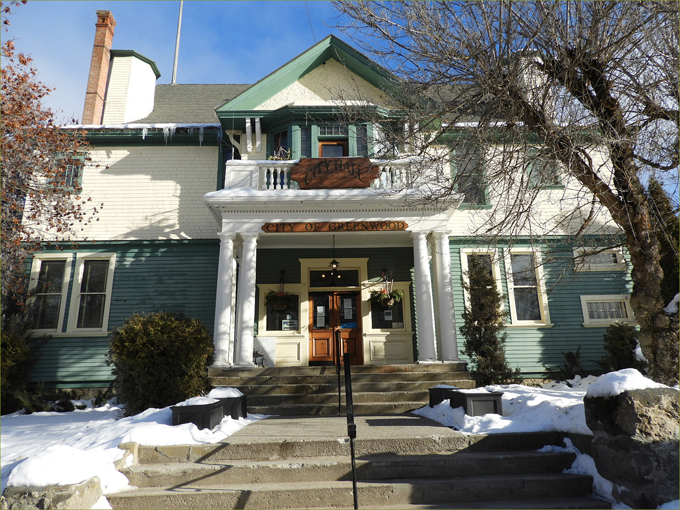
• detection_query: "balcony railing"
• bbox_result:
[225,159,416,191]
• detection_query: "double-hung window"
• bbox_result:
[29,253,116,334]
[453,141,486,206]
[504,249,551,326]
[525,149,561,188]
[319,124,349,157]
[31,255,73,332]
[460,249,503,310]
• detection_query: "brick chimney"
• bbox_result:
[82,10,116,125]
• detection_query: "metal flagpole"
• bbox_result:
[171,0,184,85]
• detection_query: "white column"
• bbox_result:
[255,118,262,153]
[412,231,437,361]
[433,231,460,361]
[234,232,259,367]
[213,232,236,366]
[244,118,253,154]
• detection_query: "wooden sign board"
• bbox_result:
[263,221,408,233]
[290,158,380,189]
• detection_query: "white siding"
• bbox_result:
[79,146,219,240]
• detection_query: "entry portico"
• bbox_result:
[204,168,463,369]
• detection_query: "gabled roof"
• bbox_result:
[216,35,397,115]
[135,84,250,124]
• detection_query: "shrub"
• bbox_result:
[546,346,594,382]
[459,254,520,386]
[1,329,34,414]
[598,323,647,373]
[107,311,215,416]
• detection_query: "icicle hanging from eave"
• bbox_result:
[163,126,177,145]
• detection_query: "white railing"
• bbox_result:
[225,159,417,190]
[259,162,300,190]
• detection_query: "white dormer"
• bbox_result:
[102,50,161,124]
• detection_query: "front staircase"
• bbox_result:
[109,416,609,509]
[208,363,476,415]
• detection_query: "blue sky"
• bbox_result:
[4,1,348,123]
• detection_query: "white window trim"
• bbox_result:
[573,247,627,272]
[580,294,637,327]
[503,248,553,327]
[28,254,74,334]
[459,248,504,312]
[66,253,116,333]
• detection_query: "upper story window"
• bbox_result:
[319,126,348,136]
[268,122,372,159]
[525,149,561,188]
[319,141,348,158]
[50,155,85,191]
[319,124,349,158]
[272,131,290,160]
[453,142,486,205]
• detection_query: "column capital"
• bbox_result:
[217,231,237,241]
[240,232,260,241]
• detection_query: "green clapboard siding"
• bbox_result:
[29,240,219,388]
[449,237,632,378]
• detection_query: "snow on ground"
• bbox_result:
[1,371,678,509]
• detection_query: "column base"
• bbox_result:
[232,362,257,370]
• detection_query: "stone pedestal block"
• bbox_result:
[584,388,679,508]
[1,477,102,510]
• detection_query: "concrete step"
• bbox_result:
[248,401,433,415]
[247,390,431,405]
[211,373,476,386]
[123,451,577,487]
[208,363,469,378]
[360,497,611,509]
[220,380,474,395]
[108,473,596,509]
[135,431,569,464]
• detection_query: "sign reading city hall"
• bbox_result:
[290,157,381,189]
[263,221,409,233]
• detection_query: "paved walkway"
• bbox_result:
[226,413,463,445]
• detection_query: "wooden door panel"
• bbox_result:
[311,333,334,361]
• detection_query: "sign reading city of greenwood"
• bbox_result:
[262,221,409,233]
[290,158,381,189]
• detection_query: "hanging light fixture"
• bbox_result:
[329,235,339,286]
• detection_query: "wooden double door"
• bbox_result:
[309,291,363,366]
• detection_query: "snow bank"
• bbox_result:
[1,390,266,497]
[414,383,593,435]
[586,369,669,398]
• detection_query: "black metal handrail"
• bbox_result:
[335,329,342,415]
[343,352,358,509]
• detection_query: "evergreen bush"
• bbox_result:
[107,311,215,416]
[1,330,34,414]
[1,297,40,414]
[459,254,520,386]
[598,323,647,373]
